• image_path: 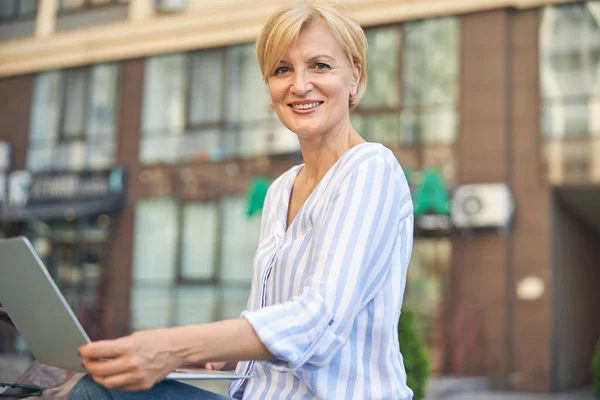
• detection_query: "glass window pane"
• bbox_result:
[141,54,186,163]
[541,3,600,99]
[87,142,115,169]
[220,197,259,284]
[132,199,178,283]
[180,129,221,162]
[401,106,456,145]
[60,0,85,11]
[189,49,225,125]
[361,27,401,108]
[175,286,217,325]
[235,121,276,158]
[268,121,299,155]
[19,0,37,16]
[226,44,272,123]
[66,141,86,170]
[403,17,459,106]
[63,68,88,138]
[220,287,249,320]
[542,99,589,138]
[87,63,119,141]
[180,202,218,280]
[361,114,401,146]
[131,286,173,329]
[0,1,15,18]
[29,71,63,171]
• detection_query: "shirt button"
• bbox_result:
[328,319,334,326]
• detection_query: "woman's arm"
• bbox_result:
[79,318,273,391]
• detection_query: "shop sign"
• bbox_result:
[1,168,126,221]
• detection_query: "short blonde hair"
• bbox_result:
[256,1,368,110]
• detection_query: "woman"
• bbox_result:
[69,1,414,399]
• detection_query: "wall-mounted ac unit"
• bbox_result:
[155,0,187,13]
[451,183,514,230]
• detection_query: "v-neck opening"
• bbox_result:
[282,142,375,236]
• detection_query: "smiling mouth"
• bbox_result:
[289,101,324,110]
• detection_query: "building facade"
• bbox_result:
[0,0,599,394]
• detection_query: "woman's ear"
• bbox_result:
[351,63,362,94]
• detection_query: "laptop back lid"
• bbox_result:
[0,236,89,372]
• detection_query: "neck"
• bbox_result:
[297,119,365,186]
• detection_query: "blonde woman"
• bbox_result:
[69,1,414,399]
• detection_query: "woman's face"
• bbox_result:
[268,22,360,141]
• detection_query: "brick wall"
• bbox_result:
[450,8,552,392]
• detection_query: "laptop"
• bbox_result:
[0,236,250,381]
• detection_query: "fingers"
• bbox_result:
[205,362,225,370]
[83,356,136,378]
[79,339,129,360]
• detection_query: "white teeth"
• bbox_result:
[292,102,321,110]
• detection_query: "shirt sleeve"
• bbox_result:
[242,156,413,371]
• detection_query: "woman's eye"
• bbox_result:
[274,66,290,76]
[314,63,331,71]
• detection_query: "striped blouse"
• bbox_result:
[229,142,414,400]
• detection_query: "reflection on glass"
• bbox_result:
[60,0,85,11]
[180,202,218,281]
[220,287,250,320]
[175,286,217,325]
[28,65,118,172]
[19,0,37,16]
[220,197,260,284]
[132,199,178,283]
[131,286,172,329]
[402,17,459,145]
[189,49,225,126]
[362,27,401,108]
[404,239,451,346]
[540,3,600,138]
[401,105,456,145]
[0,1,15,18]
[141,54,186,163]
[356,114,401,145]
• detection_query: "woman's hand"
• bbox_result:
[79,329,184,391]
[204,362,227,370]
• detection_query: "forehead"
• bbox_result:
[281,22,347,61]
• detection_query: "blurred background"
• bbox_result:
[0,0,599,399]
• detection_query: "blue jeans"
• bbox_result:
[67,375,231,399]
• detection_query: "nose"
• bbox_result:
[290,70,313,96]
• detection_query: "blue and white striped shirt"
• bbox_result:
[230,142,414,400]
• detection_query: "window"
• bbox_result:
[140,44,298,165]
[28,64,120,172]
[131,196,259,330]
[540,2,600,139]
[352,26,402,146]
[401,17,459,145]
[352,20,459,147]
[57,0,128,13]
[0,0,37,21]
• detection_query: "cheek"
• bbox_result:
[268,81,287,104]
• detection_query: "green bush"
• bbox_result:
[398,308,430,400]
[593,340,600,399]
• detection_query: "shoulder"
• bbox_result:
[331,143,413,217]
[336,143,409,189]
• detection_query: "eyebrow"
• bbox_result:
[278,54,336,65]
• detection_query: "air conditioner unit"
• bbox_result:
[155,0,187,13]
[451,183,514,229]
